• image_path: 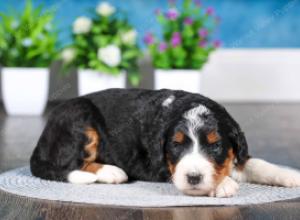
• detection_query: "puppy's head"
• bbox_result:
[165,103,247,196]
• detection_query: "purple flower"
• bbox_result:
[199,41,207,48]
[159,42,168,52]
[194,0,201,7]
[184,17,193,25]
[154,8,161,15]
[213,40,221,48]
[198,28,208,38]
[165,8,179,20]
[171,32,181,47]
[206,7,214,15]
[143,32,154,45]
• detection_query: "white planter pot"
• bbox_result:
[154,69,202,93]
[1,67,49,116]
[78,69,126,96]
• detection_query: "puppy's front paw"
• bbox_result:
[209,176,239,198]
[96,165,128,184]
[277,170,300,187]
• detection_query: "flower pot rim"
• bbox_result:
[78,69,126,75]
[155,69,201,72]
[155,68,200,70]
[2,67,49,70]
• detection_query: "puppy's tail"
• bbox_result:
[231,158,300,187]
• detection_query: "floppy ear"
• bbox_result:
[214,104,250,166]
[229,127,249,166]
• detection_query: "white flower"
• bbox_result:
[121,29,138,45]
[61,48,76,63]
[73,16,92,34]
[22,38,33,47]
[97,44,121,67]
[96,2,115,17]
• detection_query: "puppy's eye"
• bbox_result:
[173,131,185,144]
[207,130,220,144]
[211,142,222,154]
[213,142,221,148]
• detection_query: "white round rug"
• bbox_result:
[0,167,300,207]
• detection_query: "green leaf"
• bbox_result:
[128,72,140,87]
[157,14,167,25]
[93,36,109,47]
[123,50,139,60]
[183,0,192,10]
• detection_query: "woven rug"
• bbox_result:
[0,167,299,207]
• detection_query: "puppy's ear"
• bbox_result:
[229,127,249,166]
[215,104,250,166]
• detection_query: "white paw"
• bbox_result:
[209,176,239,198]
[276,169,300,187]
[67,170,97,184]
[96,165,128,184]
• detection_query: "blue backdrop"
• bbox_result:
[1,0,299,48]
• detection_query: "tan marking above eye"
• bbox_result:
[173,131,185,143]
[207,130,220,144]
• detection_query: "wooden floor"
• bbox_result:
[0,103,300,220]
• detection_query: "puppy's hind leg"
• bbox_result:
[231,158,300,187]
[68,127,128,185]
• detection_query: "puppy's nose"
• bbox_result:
[187,173,203,185]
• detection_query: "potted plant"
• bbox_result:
[0,0,58,115]
[144,0,220,93]
[62,2,141,96]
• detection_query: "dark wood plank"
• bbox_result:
[0,189,300,220]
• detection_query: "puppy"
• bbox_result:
[30,89,300,197]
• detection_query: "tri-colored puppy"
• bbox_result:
[30,89,300,197]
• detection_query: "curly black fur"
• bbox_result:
[30,89,249,182]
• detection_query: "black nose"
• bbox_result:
[187,173,203,185]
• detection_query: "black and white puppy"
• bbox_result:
[30,89,300,197]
